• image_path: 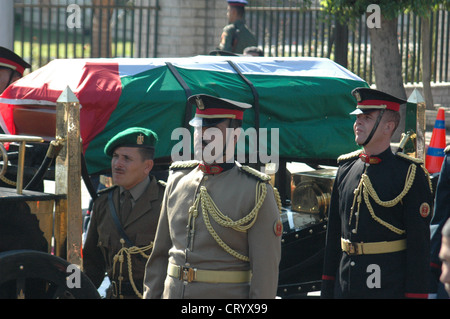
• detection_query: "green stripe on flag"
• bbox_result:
[84,65,367,174]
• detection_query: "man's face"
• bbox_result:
[111,146,153,190]
[439,236,450,295]
[194,119,239,163]
[353,110,385,146]
[227,6,237,23]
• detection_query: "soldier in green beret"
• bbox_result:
[83,127,165,299]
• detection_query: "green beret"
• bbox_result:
[104,127,158,157]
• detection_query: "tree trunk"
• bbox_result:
[92,0,114,58]
[369,15,407,143]
[421,16,434,110]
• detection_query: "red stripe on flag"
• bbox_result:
[0,60,122,153]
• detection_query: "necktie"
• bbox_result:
[120,190,132,224]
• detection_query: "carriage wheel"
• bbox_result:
[0,250,100,299]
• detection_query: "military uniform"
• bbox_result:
[83,127,164,299]
[218,0,257,54]
[0,46,30,78]
[218,20,257,54]
[321,88,433,298]
[429,145,450,298]
[143,94,282,299]
[0,46,31,133]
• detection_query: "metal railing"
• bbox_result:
[13,0,159,70]
[247,1,450,84]
[12,1,450,85]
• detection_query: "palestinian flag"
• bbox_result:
[0,56,368,174]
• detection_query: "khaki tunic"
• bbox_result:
[83,176,164,297]
[143,162,281,299]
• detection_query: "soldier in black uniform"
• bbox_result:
[217,0,257,54]
[429,145,450,298]
[321,88,433,298]
[0,46,30,94]
[0,47,31,135]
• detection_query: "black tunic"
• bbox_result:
[321,148,433,298]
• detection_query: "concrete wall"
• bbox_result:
[135,0,227,58]
[405,82,450,109]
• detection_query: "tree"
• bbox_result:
[92,0,115,58]
[320,0,449,142]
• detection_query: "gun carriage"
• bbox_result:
[0,56,426,298]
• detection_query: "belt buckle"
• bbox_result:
[180,267,196,282]
[347,242,359,255]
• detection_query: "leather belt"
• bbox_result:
[167,263,251,283]
[341,238,407,255]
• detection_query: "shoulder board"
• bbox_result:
[97,185,117,195]
[225,23,236,31]
[169,160,200,170]
[337,150,362,164]
[157,180,167,188]
[237,163,271,182]
[396,152,423,164]
[445,145,450,154]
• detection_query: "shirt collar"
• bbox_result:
[359,147,393,165]
[120,176,150,201]
[199,162,235,174]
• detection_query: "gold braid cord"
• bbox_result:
[350,163,417,235]
[0,174,16,186]
[192,182,268,262]
[273,187,282,215]
[0,143,16,186]
[112,239,153,299]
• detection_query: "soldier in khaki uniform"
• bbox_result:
[143,94,282,299]
[83,127,165,299]
[217,0,257,54]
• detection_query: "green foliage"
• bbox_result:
[320,0,450,24]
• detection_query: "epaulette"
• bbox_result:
[236,163,271,182]
[396,151,432,192]
[396,152,424,164]
[445,145,450,154]
[337,150,362,164]
[97,185,117,195]
[169,160,200,170]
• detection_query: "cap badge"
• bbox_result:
[354,91,361,102]
[195,96,205,110]
[137,133,144,145]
